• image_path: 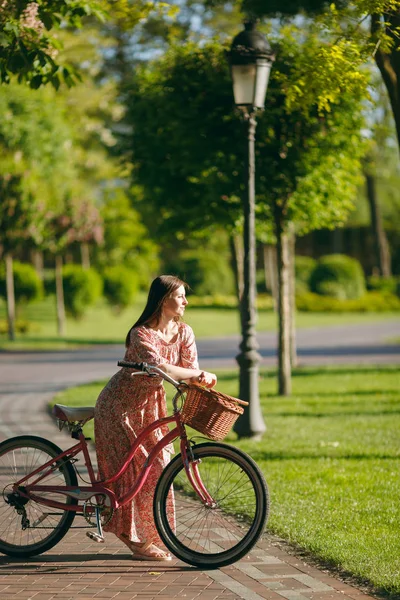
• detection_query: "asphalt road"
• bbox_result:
[0,319,398,442]
[197,319,400,368]
[0,320,399,396]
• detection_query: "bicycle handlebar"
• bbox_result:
[117,360,146,371]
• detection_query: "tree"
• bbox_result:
[362,78,395,276]
[93,189,160,287]
[0,2,167,338]
[73,200,104,269]
[0,0,104,88]
[0,175,41,339]
[227,1,400,152]
[0,82,72,339]
[122,36,365,397]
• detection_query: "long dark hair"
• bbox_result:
[125,275,188,347]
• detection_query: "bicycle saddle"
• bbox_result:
[52,404,95,423]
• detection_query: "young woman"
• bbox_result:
[94,275,217,561]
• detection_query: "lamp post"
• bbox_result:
[227,21,275,438]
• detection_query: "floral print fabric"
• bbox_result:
[94,322,199,544]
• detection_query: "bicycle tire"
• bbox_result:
[154,442,269,568]
[0,435,78,558]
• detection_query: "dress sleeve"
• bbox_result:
[179,324,199,369]
[125,327,164,366]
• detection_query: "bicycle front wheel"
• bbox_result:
[154,442,269,568]
[0,435,78,558]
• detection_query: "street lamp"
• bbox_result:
[227,21,275,438]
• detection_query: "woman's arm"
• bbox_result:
[158,363,217,388]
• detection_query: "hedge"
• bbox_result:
[296,291,400,312]
[310,254,366,300]
[0,262,43,304]
[62,265,103,319]
[102,266,139,312]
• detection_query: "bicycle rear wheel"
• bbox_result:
[154,442,269,568]
[0,435,78,558]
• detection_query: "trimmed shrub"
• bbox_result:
[295,255,317,294]
[103,266,139,312]
[188,294,238,309]
[0,319,38,335]
[167,250,235,296]
[0,261,43,304]
[62,265,103,319]
[367,275,400,296]
[187,293,274,311]
[310,254,366,300]
[296,291,400,312]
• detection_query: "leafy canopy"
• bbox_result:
[123,31,366,239]
[0,0,104,88]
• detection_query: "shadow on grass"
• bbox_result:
[290,365,399,377]
[284,388,399,399]
[267,408,400,418]
[250,450,400,461]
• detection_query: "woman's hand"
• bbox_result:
[197,371,217,389]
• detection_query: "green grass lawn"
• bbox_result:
[51,364,400,597]
[1,295,399,349]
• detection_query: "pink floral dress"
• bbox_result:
[94,322,199,545]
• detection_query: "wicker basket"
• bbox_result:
[180,384,249,441]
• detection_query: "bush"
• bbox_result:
[0,319,38,335]
[0,261,43,304]
[188,294,238,309]
[367,275,400,296]
[310,254,366,300]
[296,291,400,312]
[295,255,317,293]
[103,266,139,312]
[188,293,274,311]
[62,265,103,319]
[167,250,235,296]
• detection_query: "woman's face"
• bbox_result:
[162,285,188,319]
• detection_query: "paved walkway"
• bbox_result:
[1,322,396,600]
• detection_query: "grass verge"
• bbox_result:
[51,364,400,597]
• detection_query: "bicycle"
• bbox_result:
[0,361,269,569]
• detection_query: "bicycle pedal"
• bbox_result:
[86,531,104,543]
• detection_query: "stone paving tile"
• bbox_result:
[0,533,381,600]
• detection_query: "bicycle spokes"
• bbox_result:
[0,437,78,557]
[154,443,269,568]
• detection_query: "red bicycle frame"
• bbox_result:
[14,397,215,515]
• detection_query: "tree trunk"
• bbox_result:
[288,223,298,368]
[230,233,244,301]
[274,209,292,396]
[81,242,90,269]
[332,228,343,254]
[55,255,66,337]
[31,249,44,280]
[372,12,400,151]
[5,253,15,341]
[365,172,392,276]
[263,244,278,311]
